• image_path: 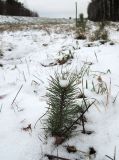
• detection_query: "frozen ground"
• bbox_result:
[0,21,119,160]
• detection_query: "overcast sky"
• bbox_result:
[19,0,91,18]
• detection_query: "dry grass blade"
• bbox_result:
[33,75,44,84]
[105,147,116,160]
[25,58,30,75]
[113,91,119,104]
[34,110,49,129]
[11,85,23,106]
[94,103,101,112]
[94,51,98,63]
[106,78,111,107]
[114,147,116,160]
[0,104,3,112]
[105,155,113,160]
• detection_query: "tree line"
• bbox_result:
[88,0,119,21]
[0,0,38,17]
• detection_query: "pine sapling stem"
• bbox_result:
[82,116,86,134]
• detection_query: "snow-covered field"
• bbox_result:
[0,20,119,160]
[0,15,73,24]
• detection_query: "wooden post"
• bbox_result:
[75,2,78,27]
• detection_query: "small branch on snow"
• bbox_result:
[62,100,95,136]
[45,154,72,160]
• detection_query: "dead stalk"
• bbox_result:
[25,58,30,76]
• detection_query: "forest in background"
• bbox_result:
[0,0,38,17]
[88,0,119,21]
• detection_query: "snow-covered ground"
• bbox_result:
[0,15,73,24]
[0,21,119,160]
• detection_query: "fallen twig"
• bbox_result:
[45,154,72,160]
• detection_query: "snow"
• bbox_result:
[0,18,119,160]
[59,79,69,88]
